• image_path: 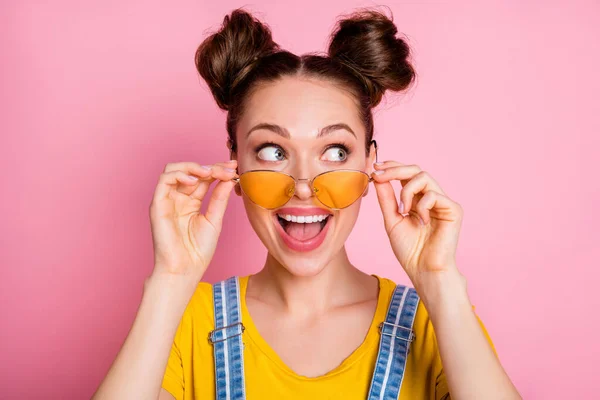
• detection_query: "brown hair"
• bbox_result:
[195,7,416,155]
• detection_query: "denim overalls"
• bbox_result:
[208,276,420,400]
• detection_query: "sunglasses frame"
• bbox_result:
[230,139,379,211]
[232,169,374,211]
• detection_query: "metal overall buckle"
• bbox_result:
[378,321,416,343]
[208,321,245,344]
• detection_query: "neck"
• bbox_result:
[248,246,376,317]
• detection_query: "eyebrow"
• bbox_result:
[245,122,357,139]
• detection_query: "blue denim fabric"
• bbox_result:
[209,276,246,400]
[367,285,420,400]
[210,277,419,400]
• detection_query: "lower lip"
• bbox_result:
[273,215,332,252]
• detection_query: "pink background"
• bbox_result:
[1,1,598,398]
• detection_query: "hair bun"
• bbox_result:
[195,9,280,110]
[328,9,416,107]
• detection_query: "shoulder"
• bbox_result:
[175,280,216,336]
[376,275,496,356]
[189,280,215,310]
[172,277,236,354]
[374,275,434,339]
[180,276,249,330]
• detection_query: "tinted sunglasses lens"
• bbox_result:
[313,170,369,209]
[239,171,295,209]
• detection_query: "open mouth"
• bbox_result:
[273,208,333,252]
[276,214,330,240]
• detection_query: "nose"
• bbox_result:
[288,155,318,203]
[293,178,314,201]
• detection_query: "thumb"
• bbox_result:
[205,180,237,231]
[373,181,403,232]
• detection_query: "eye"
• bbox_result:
[257,145,286,162]
[322,146,348,162]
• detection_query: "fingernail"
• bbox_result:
[188,175,198,180]
[419,216,425,226]
[374,162,384,166]
[400,201,405,214]
[224,167,236,173]
[200,165,212,170]
[227,159,237,163]
[373,170,385,175]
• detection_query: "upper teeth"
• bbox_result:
[278,214,329,223]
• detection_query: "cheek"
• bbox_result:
[334,201,362,234]
[243,198,273,233]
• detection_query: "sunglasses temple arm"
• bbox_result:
[372,139,379,164]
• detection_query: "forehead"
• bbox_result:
[239,76,364,140]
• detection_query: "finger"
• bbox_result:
[205,179,237,231]
[162,162,214,181]
[164,160,236,175]
[373,181,404,233]
[373,160,410,169]
[162,161,237,200]
[414,190,461,225]
[157,163,215,199]
[371,164,422,188]
[205,164,238,181]
[398,171,448,214]
[153,170,202,202]
[188,164,238,198]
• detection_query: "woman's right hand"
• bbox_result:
[148,160,238,285]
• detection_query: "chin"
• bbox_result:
[273,254,330,277]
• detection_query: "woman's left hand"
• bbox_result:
[371,161,464,290]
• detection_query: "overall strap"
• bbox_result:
[208,276,246,400]
[367,284,420,400]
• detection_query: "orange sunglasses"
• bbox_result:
[232,140,378,210]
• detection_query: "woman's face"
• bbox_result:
[234,76,375,276]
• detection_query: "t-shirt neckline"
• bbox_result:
[238,274,391,381]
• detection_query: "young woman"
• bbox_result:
[93,7,521,400]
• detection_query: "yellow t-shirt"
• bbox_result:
[161,274,496,399]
